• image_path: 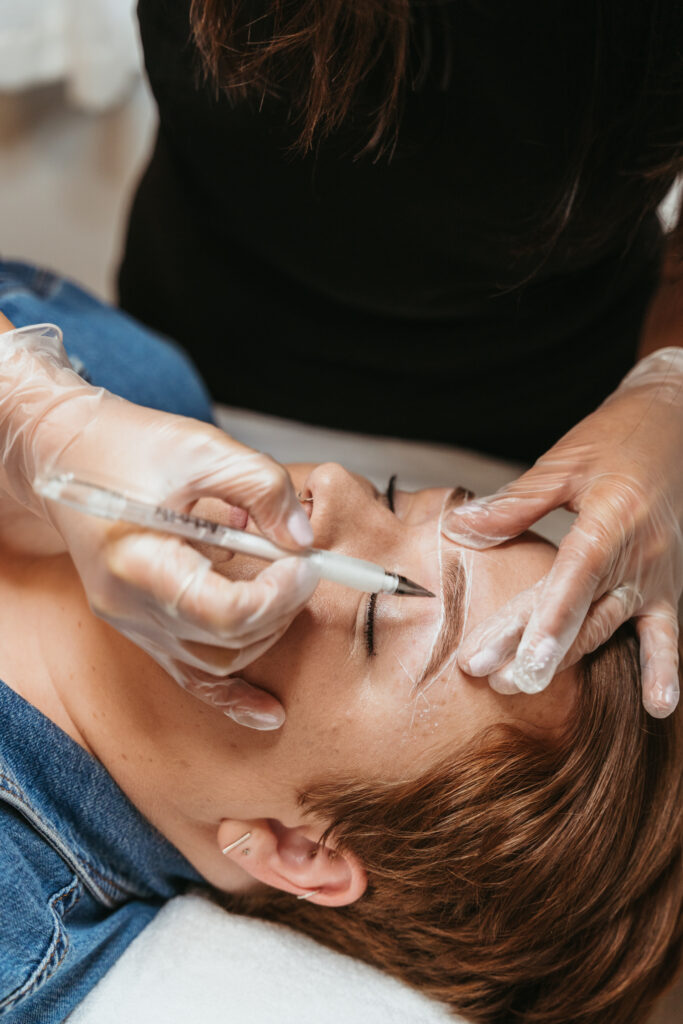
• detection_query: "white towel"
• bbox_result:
[68,893,457,1024]
[0,0,141,110]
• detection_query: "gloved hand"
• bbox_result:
[0,321,319,729]
[443,346,683,719]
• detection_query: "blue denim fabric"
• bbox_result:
[0,260,215,423]
[0,261,215,1020]
[0,680,203,1023]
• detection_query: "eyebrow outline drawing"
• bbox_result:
[414,551,467,689]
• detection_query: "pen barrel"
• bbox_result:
[306,550,390,593]
[35,474,397,595]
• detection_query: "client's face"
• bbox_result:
[203,463,576,814]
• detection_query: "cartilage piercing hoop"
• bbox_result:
[222,831,252,855]
[296,889,320,901]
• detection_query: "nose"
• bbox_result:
[304,463,375,553]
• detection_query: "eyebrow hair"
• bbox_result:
[414,551,467,688]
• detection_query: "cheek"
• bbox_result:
[241,587,346,718]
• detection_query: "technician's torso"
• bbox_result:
[120,0,675,459]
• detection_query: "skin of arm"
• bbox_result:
[637,229,683,359]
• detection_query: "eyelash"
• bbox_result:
[364,475,397,656]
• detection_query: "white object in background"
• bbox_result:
[68,893,456,1024]
[0,0,142,111]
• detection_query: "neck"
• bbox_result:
[0,545,262,892]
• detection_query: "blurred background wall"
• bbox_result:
[0,0,155,301]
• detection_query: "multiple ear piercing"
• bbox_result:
[221,830,321,902]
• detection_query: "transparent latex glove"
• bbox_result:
[443,347,683,718]
[0,322,319,729]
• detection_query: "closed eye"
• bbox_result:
[386,474,397,513]
[364,474,398,656]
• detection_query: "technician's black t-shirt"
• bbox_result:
[119,1,676,461]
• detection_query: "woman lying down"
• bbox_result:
[0,456,681,1023]
[0,274,680,1024]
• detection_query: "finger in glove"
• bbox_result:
[178,671,286,730]
[636,604,680,719]
[107,532,320,646]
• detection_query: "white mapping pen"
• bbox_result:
[35,474,435,598]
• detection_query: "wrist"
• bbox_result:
[617,346,683,404]
[0,324,103,518]
[0,322,69,371]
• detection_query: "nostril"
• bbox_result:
[297,490,314,519]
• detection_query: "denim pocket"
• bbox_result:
[0,875,81,1015]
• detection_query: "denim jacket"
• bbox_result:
[0,680,202,1023]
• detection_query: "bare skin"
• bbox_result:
[0,463,576,904]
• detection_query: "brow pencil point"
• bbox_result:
[393,575,436,598]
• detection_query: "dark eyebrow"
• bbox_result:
[414,551,467,688]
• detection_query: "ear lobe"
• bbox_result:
[217,818,367,906]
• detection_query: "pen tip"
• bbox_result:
[394,575,436,598]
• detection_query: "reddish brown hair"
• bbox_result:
[230,628,682,1023]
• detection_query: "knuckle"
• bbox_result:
[261,458,289,494]
[196,659,234,678]
[558,530,608,582]
[214,595,253,638]
[213,579,279,638]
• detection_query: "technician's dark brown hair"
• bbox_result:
[230,627,683,1024]
[190,0,413,158]
[190,1,683,259]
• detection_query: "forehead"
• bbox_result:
[381,532,576,763]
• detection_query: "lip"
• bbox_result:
[226,506,249,530]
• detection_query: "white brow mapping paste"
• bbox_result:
[407,492,474,721]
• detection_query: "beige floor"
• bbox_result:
[0,78,156,300]
[0,77,680,1024]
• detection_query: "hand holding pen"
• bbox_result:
[2,322,320,730]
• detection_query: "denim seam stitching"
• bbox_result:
[0,875,81,1013]
[0,773,149,906]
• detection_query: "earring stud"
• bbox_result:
[222,831,252,855]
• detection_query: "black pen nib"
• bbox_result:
[393,574,436,598]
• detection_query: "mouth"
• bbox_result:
[226,505,249,530]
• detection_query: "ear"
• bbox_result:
[217,818,367,906]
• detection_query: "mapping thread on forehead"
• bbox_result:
[419,490,451,678]
[395,653,417,687]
